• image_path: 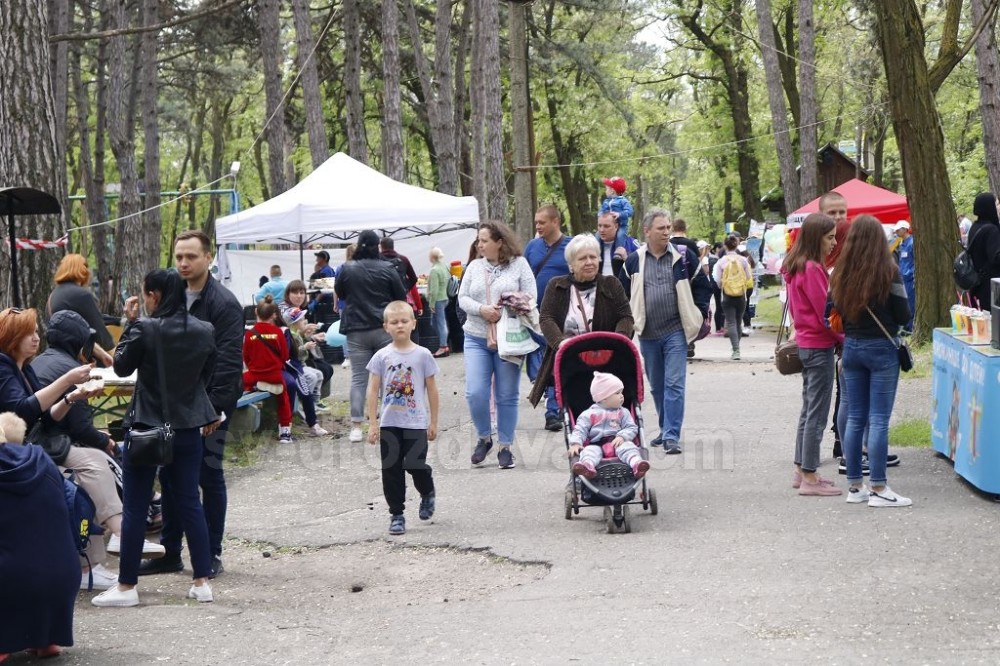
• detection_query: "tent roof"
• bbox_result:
[215,152,480,244]
[788,178,910,226]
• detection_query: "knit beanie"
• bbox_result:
[590,371,624,403]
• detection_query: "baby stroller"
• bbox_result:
[555,332,657,533]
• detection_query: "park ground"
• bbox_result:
[44,289,1000,665]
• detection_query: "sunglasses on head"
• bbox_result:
[4,308,24,316]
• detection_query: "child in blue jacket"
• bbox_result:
[600,177,634,254]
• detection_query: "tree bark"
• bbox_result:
[470,0,486,219]
[90,0,112,311]
[344,0,368,164]
[973,0,1000,193]
[453,0,473,196]
[140,0,161,267]
[257,0,289,195]
[48,0,70,185]
[873,0,958,340]
[478,0,507,222]
[0,0,67,308]
[381,0,405,180]
[291,0,330,169]
[509,1,534,244]
[797,0,818,201]
[755,0,801,211]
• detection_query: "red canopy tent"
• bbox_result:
[787,178,911,227]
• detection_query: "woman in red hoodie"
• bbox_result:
[243,296,293,443]
[781,213,844,496]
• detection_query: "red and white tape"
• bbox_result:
[14,235,68,251]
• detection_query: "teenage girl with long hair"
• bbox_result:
[830,215,912,507]
[781,213,843,496]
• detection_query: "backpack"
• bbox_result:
[722,258,749,297]
[63,470,104,590]
[954,226,984,291]
[446,275,459,299]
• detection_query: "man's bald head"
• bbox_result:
[818,192,848,224]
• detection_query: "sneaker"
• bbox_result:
[687,343,696,358]
[137,553,183,575]
[341,358,351,369]
[798,479,843,496]
[310,423,330,437]
[838,456,870,476]
[631,459,651,479]
[209,556,224,579]
[731,349,741,361]
[419,494,436,520]
[107,534,166,559]
[497,447,516,469]
[713,329,726,337]
[187,583,214,603]
[314,401,331,413]
[92,584,139,607]
[389,514,406,535]
[544,415,561,431]
[663,441,682,455]
[886,454,900,467]
[278,429,293,443]
[349,427,363,442]
[471,437,493,465]
[868,486,913,508]
[572,460,597,479]
[649,436,663,448]
[846,485,871,504]
[81,563,118,591]
[432,347,450,358]
[256,381,284,395]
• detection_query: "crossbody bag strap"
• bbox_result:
[572,285,592,333]
[150,318,171,426]
[776,293,791,346]
[531,236,563,275]
[865,305,900,349]
[251,326,286,361]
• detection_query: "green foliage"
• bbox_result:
[888,418,932,448]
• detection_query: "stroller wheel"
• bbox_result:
[648,488,658,516]
[564,489,575,520]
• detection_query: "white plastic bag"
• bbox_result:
[497,307,538,361]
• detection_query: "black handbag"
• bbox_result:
[866,306,913,373]
[774,296,803,375]
[27,419,73,465]
[125,319,175,466]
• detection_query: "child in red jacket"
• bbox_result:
[243,296,293,443]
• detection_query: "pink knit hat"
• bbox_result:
[591,371,624,403]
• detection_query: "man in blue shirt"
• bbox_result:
[893,221,915,332]
[254,265,287,303]
[524,204,571,431]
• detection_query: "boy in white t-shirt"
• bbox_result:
[366,301,439,536]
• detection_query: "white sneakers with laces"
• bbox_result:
[868,486,913,508]
[81,563,119,591]
[310,423,329,437]
[91,583,139,607]
[106,533,166,558]
[349,427,363,442]
[187,583,214,603]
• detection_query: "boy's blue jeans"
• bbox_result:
[614,223,630,253]
[842,337,900,486]
[464,334,522,445]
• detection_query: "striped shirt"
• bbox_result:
[640,250,682,339]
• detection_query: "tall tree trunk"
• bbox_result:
[258,0,288,195]
[91,1,112,311]
[470,0,486,219]
[773,9,800,129]
[0,0,66,308]
[873,0,958,340]
[381,0,405,180]
[344,0,369,164]
[509,0,534,244]
[797,0,818,201]
[477,0,507,222]
[973,0,1000,194]
[48,0,70,192]
[755,0,801,211]
[453,0,472,197]
[140,0,161,267]
[290,0,329,169]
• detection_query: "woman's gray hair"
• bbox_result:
[429,246,444,262]
[642,207,671,230]
[564,234,600,265]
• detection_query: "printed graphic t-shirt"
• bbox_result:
[366,345,439,429]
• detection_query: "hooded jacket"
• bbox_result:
[32,310,112,451]
[968,192,1000,309]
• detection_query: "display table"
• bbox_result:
[931,328,1000,494]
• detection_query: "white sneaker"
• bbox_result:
[82,563,119,591]
[310,423,330,437]
[845,485,871,504]
[868,486,913,508]
[107,534,166,559]
[92,583,138,606]
[349,427,363,442]
[341,358,351,369]
[187,582,214,603]
[256,381,284,395]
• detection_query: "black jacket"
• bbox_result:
[114,313,218,430]
[47,282,114,350]
[335,258,407,334]
[187,276,244,415]
[381,250,418,291]
[31,311,111,451]
[968,220,1000,309]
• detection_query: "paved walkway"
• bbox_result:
[63,322,1000,665]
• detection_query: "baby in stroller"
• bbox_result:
[568,372,650,480]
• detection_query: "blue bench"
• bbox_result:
[232,391,274,433]
[237,391,271,409]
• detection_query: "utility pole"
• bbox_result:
[509,0,535,244]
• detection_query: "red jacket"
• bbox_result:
[243,322,288,380]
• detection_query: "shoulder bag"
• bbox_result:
[866,306,913,372]
[125,319,175,466]
[774,294,803,375]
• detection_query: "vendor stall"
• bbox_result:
[931,328,1000,494]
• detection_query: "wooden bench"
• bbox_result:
[231,390,274,434]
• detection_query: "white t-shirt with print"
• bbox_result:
[366,345,439,429]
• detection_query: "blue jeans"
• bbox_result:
[794,347,835,473]
[842,337,900,486]
[464,334,522,445]
[639,329,688,444]
[903,277,915,331]
[432,300,449,347]
[525,331,558,419]
[122,428,212,583]
[160,416,230,559]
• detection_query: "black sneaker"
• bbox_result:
[886,454,900,467]
[419,494,436,520]
[663,441,682,455]
[497,447,516,469]
[208,556,224,579]
[471,437,493,465]
[687,343,696,358]
[544,415,562,432]
[137,553,183,576]
[389,514,406,535]
[838,456,870,476]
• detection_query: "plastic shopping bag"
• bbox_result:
[497,307,539,359]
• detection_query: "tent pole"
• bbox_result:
[299,235,305,281]
[8,211,19,308]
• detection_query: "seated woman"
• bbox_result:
[0,416,80,662]
[528,234,634,410]
[0,307,161,592]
